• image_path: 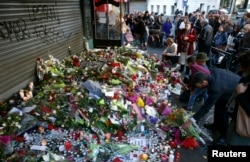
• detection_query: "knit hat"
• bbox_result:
[196,52,209,61]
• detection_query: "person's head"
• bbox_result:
[185,21,192,30]
[165,17,171,22]
[196,52,208,66]
[201,19,209,27]
[187,56,196,67]
[198,14,204,20]
[242,24,250,33]
[238,51,250,74]
[208,14,214,20]
[218,25,225,32]
[219,15,225,21]
[233,25,240,32]
[243,12,250,19]
[166,37,174,46]
[183,16,189,22]
[191,72,209,89]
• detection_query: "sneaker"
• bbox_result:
[213,137,227,146]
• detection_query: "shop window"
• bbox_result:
[94,1,121,40]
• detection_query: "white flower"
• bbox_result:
[2,123,6,127]
[53,110,57,114]
[15,123,22,129]
[15,122,22,129]
[7,116,11,120]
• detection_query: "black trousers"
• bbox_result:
[214,98,230,139]
[162,55,179,65]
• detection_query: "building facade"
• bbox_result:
[129,0,221,15]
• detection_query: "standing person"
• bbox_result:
[198,19,213,61]
[116,13,128,46]
[237,12,250,29]
[183,69,240,145]
[135,15,148,50]
[162,17,173,39]
[226,25,241,52]
[143,11,153,29]
[193,13,204,35]
[227,52,250,145]
[238,24,250,55]
[154,14,164,31]
[213,25,228,50]
[177,21,197,75]
[174,9,180,20]
[127,14,136,36]
[174,15,184,40]
[212,16,221,37]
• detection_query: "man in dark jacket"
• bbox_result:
[183,68,240,145]
[198,19,213,59]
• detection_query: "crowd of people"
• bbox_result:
[123,9,250,146]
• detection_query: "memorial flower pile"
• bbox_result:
[0,46,210,161]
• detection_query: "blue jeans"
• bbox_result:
[187,88,208,109]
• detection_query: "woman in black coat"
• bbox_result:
[227,52,250,146]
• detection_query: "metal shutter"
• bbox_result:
[0,0,83,100]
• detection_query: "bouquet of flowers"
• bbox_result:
[0,112,22,136]
[160,108,204,149]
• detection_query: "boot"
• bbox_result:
[179,65,185,72]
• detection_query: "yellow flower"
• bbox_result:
[137,97,145,108]
[135,53,142,58]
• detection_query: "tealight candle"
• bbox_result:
[41,139,47,146]
[38,126,45,133]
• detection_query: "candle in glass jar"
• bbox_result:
[41,139,47,146]
[64,141,71,151]
[161,154,168,162]
[164,145,169,153]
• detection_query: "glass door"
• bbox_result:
[93,0,124,48]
